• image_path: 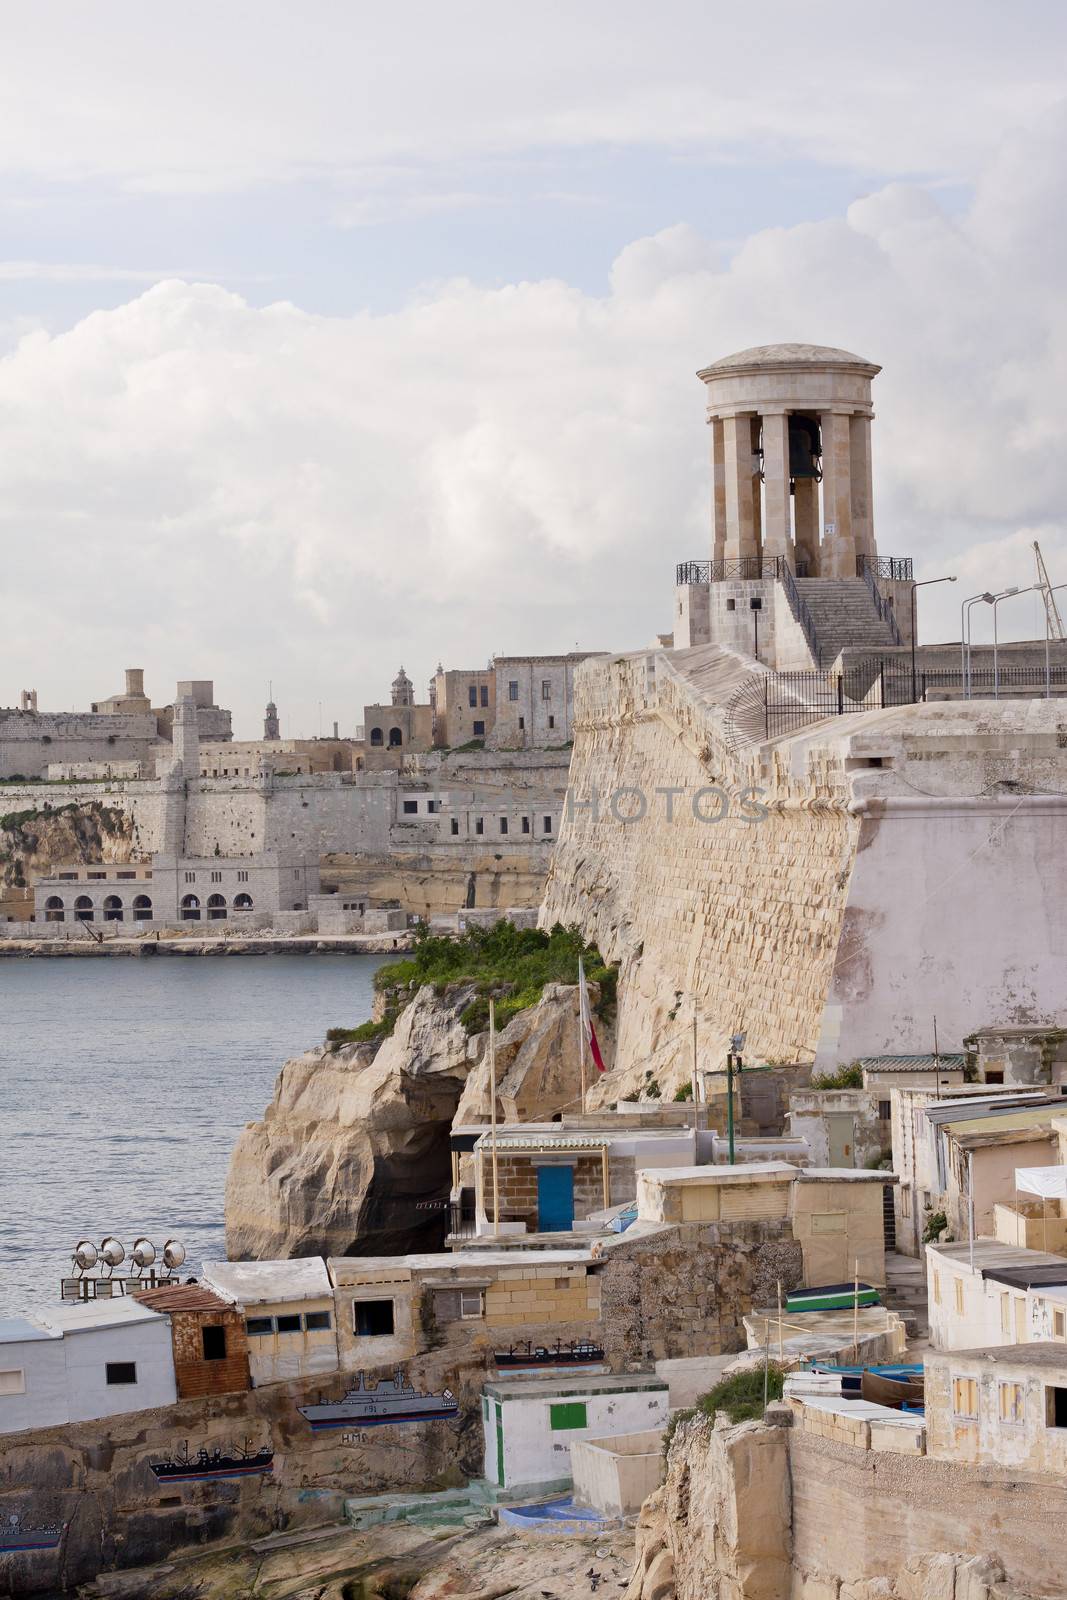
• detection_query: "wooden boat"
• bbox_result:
[860,1368,925,1409]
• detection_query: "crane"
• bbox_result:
[1033,541,1066,640]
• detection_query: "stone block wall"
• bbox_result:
[483,1263,600,1328]
[482,1154,605,1232]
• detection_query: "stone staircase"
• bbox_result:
[794,578,900,667]
[882,1249,930,1344]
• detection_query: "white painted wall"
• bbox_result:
[0,1325,67,1435]
[570,1429,665,1515]
[483,1382,670,1491]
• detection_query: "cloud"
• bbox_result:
[0,262,244,283]
[4,109,1067,733]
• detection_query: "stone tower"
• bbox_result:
[171,694,200,781]
[675,343,913,668]
[391,666,414,707]
[264,699,280,740]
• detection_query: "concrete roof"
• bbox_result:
[201,1256,332,1305]
[36,1298,166,1333]
[926,1342,1067,1369]
[698,343,878,375]
[485,1372,668,1400]
[639,1162,798,1186]
[797,1168,894,1184]
[928,1240,1067,1276]
[0,1316,60,1344]
[328,1249,592,1282]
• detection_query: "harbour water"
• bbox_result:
[0,953,387,1312]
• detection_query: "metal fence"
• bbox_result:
[761,663,1067,739]
[676,554,913,585]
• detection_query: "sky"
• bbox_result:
[3,2,1067,737]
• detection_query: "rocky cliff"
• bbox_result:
[226,978,599,1260]
[0,797,136,890]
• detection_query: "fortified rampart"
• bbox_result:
[542,645,1067,1089]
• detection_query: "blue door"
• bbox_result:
[537,1165,575,1232]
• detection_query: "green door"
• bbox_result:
[495,1399,504,1485]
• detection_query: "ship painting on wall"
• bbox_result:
[149,1441,274,1483]
[298,1367,459,1432]
[0,1514,66,1555]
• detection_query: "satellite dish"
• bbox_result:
[130,1238,156,1273]
[73,1240,98,1274]
[99,1237,125,1274]
[162,1239,186,1271]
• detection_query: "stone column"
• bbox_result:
[722,411,758,561]
[759,410,791,566]
[849,413,875,563]
[711,416,727,564]
[819,410,855,578]
[793,478,820,576]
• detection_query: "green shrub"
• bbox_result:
[810,1062,864,1090]
[325,1017,395,1047]
[673,1083,693,1101]
[697,1365,785,1424]
[922,1209,948,1245]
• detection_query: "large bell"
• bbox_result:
[788,413,822,481]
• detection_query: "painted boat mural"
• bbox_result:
[149,1442,274,1483]
[0,1514,65,1555]
[494,1339,605,1371]
[298,1368,458,1431]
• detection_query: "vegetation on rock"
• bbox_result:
[664,1365,787,1452]
[810,1061,864,1089]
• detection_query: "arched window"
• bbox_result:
[44,896,64,923]
[233,892,253,911]
[132,894,152,921]
[207,893,227,920]
[369,727,383,747]
[74,895,94,923]
[103,895,123,922]
[180,894,201,921]
[388,727,403,747]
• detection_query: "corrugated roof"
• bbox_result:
[132,1284,231,1314]
[860,1055,966,1071]
[475,1135,609,1151]
[945,1107,1058,1137]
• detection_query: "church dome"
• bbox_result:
[698,342,879,377]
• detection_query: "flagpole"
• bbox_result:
[577,958,588,1114]
[490,998,499,1239]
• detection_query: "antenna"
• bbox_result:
[1034,541,1066,640]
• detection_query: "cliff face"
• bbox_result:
[0,798,136,890]
[226,980,595,1261]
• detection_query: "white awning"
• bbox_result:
[1015,1166,1067,1199]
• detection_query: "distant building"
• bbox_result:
[362,665,434,766]
[33,851,319,925]
[432,667,496,748]
[489,654,604,749]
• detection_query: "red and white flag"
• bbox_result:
[578,957,606,1073]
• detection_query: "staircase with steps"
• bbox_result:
[883,1249,930,1344]
[794,577,900,667]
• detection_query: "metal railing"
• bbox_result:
[857,556,914,581]
[761,663,1067,738]
[860,561,905,647]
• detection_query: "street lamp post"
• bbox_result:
[911,576,957,702]
[961,592,995,698]
[991,586,1036,699]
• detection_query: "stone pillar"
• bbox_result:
[722,412,758,561]
[711,417,727,564]
[793,478,819,576]
[760,410,791,566]
[819,410,855,578]
[849,412,875,563]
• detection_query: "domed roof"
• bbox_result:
[699,342,879,376]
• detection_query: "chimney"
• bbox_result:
[125,668,145,698]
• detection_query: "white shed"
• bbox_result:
[0,1316,67,1435]
[37,1298,177,1423]
[482,1372,670,1493]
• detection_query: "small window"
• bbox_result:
[106,1362,138,1386]
[275,1313,301,1334]
[541,680,551,700]
[304,1311,332,1331]
[210,870,222,883]
[901,1187,912,1218]
[355,1300,395,1337]
[954,1279,964,1316]
[88,871,106,880]
[726,598,736,611]
[117,870,136,880]
[549,1401,587,1430]
[475,818,484,836]
[499,817,508,835]
[521,816,530,834]
[1055,1309,1066,1340]
[0,1369,25,1396]
[749,596,763,611]
[999,1381,1024,1423]
[951,1376,978,1418]
[1047,1385,1067,1428]
[237,870,249,882]
[878,1100,891,1120]
[473,720,485,736]
[427,800,438,814]
[450,819,460,836]
[403,800,418,815]
[202,1325,227,1362]
[543,816,552,834]
[459,1290,483,1319]
[518,716,525,730]
[1001,1294,1011,1337]
[468,687,478,707]
[246,1316,274,1336]
[932,1271,941,1306]
[508,681,519,701]
[184,871,195,884]
[480,686,489,707]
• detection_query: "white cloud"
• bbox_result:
[4,109,1067,732]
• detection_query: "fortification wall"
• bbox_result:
[0,712,163,780]
[543,647,1067,1089]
